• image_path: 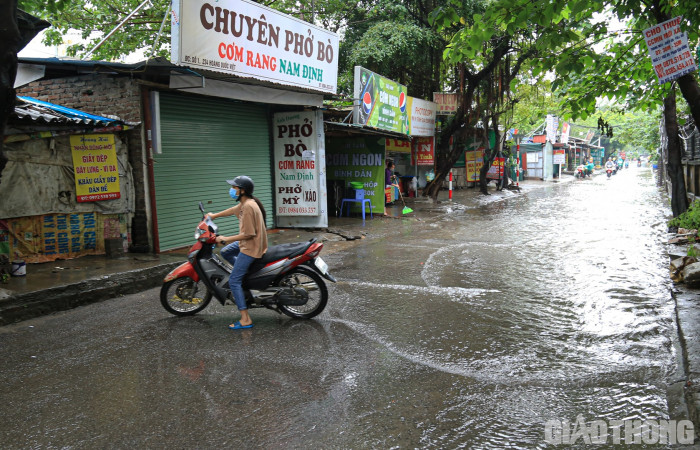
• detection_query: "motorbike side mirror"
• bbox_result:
[199,202,205,218]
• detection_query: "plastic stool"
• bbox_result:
[338,198,373,220]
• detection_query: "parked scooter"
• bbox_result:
[160,203,335,319]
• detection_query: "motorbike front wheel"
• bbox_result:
[160,277,212,316]
[276,267,328,319]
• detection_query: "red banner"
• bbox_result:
[412,137,434,166]
[486,157,505,180]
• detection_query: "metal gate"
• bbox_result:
[154,93,272,251]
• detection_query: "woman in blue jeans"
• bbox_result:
[207,176,268,330]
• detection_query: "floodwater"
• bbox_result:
[325,166,677,447]
[0,166,679,448]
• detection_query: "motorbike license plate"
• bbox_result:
[314,257,329,274]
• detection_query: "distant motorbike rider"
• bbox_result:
[207,176,268,330]
[586,157,595,176]
[605,157,615,171]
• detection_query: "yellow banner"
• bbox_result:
[385,139,412,153]
[70,134,121,203]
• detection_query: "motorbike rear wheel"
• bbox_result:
[160,277,212,316]
[277,267,328,319]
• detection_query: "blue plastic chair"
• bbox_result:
[339,188,373,220]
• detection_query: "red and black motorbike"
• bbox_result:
[160,203,335,319]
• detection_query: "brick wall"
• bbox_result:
[17,74,153,252]
[16,74,142,124]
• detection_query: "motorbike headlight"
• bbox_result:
[194,228,204,240]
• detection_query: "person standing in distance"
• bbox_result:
[207,176,268,330]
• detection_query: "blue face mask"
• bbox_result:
[229,187,239,200]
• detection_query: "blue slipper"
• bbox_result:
[229,321,253,330]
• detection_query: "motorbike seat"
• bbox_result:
[248,238,318,272]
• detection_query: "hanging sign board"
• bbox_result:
[70,134,121,203]
[465,149,484,182]
[408,97,436,136]
[171,0,339,94]
[432,92,459,115]
[643,16,697,84]
[353,66,409,134]
[273,111,321,216]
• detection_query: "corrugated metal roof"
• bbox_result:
[13,96,121,127]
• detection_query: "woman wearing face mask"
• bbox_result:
[207,176,268,330]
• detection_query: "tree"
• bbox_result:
[0,2,49,184]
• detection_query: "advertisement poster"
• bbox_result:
[486,156,505,180]
[70,134,121,203]
[326,137,384,214]
[2,213,120,263]
[408,97,436,136]
[273,111,321,216]
[432,92,459,115]
[412,137,435,166]
[465,149,484,182]
[546,114,559,144]
[353,66,409,134]
[644,16,697,84]
[172,0,339,94]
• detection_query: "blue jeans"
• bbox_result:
[220,242,255,311]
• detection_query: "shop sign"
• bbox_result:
[171,0,339,94]
[385,139,411,153]
[70,134,121,203]
[585,130,595,143]
[553,148,566,164]
[326,137,384,214]
[432,92,459,115]
[353,66,409,134]
[408,97,436,136]
[533,135,546,144]
[643,16,697,85]
[273,111,321,216]
[412,137,435,166]
[465,149,484,182]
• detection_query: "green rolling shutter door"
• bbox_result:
[155,93,273,251]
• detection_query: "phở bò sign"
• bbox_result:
[171,0,339,93]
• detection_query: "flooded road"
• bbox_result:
[0,167,680,448]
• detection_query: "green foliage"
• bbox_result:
[669,201,700,230]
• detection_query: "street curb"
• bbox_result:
[0,262,180,326]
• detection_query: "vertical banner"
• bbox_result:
[546,115,559,144]
[561,122,570,144]
[465,149,484,182]
[353,66,409,134]
[274,111,320,216]
[412,137,435,165]
[70,134,121,203]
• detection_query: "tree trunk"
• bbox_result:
[0,0,20,184]
[664,89,688,217]
[677,74,700,131]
